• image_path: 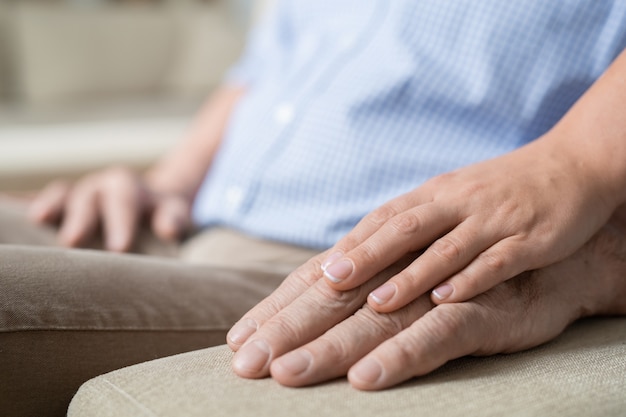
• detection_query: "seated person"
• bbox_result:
[2,0,626,414]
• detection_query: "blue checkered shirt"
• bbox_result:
[192,0,626,249]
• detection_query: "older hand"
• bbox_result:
[319,137,619,312]
[228,210,626,390]
[28,167,191,252]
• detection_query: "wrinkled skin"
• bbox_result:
[228,206,626,390]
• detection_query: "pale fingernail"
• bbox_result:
[228,318,258,345]
[432,284,454,300]
[233,339,271,374]
[276,350,312,376]
[351,358,383,384]
[369,283,397,305]
[324,259,354,283]
[321,251,343,271]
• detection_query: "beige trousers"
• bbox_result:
[0,199,319,417]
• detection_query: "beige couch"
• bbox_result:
[68,319,626,416]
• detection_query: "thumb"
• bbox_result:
[151,195,192,241]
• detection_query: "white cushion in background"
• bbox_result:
[0,118,184,190]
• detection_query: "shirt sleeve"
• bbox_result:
[224,0,293,87]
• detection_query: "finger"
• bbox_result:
[151,196,191,241]
[270,296,433,387]
[367,218,499,312]
[320,190,431,270]
[348,303,485,390]
[57,181,100,248]
[323,203,456,289]
[28,180,71,224]
[100,169,142,252]
[227,251,329,350]
[231,262,400,379]
[431,237,528,304]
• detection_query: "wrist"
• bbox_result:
[558,127,626,209]
[533,128,624,218]
[543,50,626,207]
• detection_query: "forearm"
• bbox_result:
[541,48,626,210]
[145,84,246,199]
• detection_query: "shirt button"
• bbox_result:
[225,186,244,211]
[274,103,295,126]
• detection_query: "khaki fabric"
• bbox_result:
[0,200,319,417]
[69,318,626,417]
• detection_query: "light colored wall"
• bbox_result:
[6,1,244,106]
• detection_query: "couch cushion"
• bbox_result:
[69,318,626,417]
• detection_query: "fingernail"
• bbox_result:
[351,358,383,384]
[321,251,343,271]
[369,283,397,305]
[276,350,312,376]
[324,259,354,283]
[228,318,258,345]
[233,339,271,374]
[432,284,454,300]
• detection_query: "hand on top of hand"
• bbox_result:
[319,137,619,312]
[28,166,192,252]
[227,208,626,390]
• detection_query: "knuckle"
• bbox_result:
[355,306,406,339]
[427,171,455,188]
[260,296,287,320]
[416,305,480,358]
[388,211,424,236]
[384,335,420,370]
[428,303,482,354]
[430,236,464,263]
[354,241,382,266]
[426,305,467,337]
[453,268,482,295]
[311,280,362,309]
[366,205,398,228]
[314,336,352,365]
[479,250,507,273]
[265,313,307,344]
[290,256,327,287]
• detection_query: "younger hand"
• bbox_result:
[320,137,617,312]
[28,167,191,252]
